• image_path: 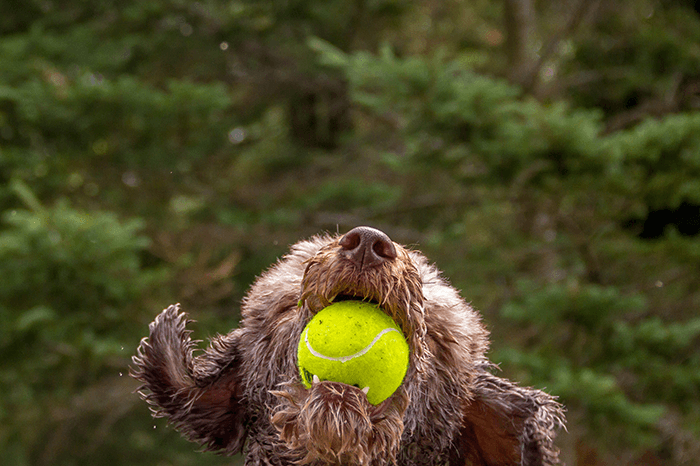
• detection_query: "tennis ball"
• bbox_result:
[297,300,409,405]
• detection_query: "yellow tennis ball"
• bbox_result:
[298,300,409,405]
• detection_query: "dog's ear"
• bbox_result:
[451,365,565,466]
[131,305,247,455]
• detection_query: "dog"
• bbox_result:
[132,226,565,466]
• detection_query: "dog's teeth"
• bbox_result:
[313,375,320,384]
[361,386,370,395]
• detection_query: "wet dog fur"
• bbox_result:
[132,227,565,466]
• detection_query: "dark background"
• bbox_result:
[1,1,699,465]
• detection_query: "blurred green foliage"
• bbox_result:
[1,1,700,465]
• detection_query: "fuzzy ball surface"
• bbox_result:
[298,300,409,405]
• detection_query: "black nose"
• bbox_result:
[338,226,397,269]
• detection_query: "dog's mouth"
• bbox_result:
[327,293,386,318]
[299,290,408,410]
[307,289,406,334]
[312,288,385,308]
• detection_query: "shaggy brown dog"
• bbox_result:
[132,226,565,466]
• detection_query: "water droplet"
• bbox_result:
[220,41,229,51]
[180,23,193,36]
[541,66,556,82]
[68,172,84,188]
[544,229,556,242]
[122,171,140,188]
[88,73,104,86]
[228,127,246,144]
[92,139,108,155]
[119,372,123,377]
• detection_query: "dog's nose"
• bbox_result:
[339,226,397,269]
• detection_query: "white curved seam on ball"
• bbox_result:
[304,327,400,363]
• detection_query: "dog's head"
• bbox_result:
[269,226,490,465]
[299,226,430,371]
[270,227,429,464]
